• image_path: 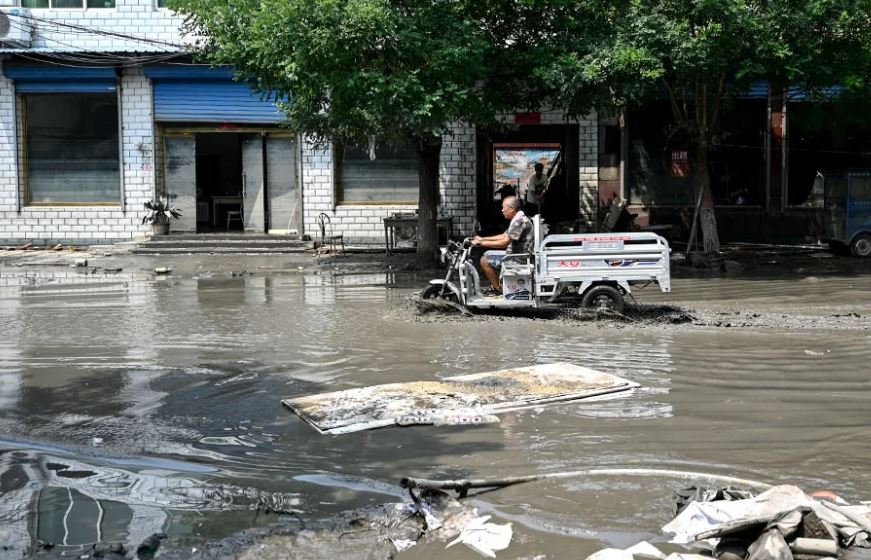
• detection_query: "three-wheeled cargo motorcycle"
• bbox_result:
[421,215,671,313]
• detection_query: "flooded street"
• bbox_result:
[1,255,870,559]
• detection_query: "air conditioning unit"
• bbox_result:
[0,7,33,48]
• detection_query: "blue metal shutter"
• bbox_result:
[144,64,283,124]
[2,62,117,93]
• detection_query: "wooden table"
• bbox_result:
[383,215,453,255]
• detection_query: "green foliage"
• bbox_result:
[170,0,541,147]
[142,197,182,225]
[545,0,871,140]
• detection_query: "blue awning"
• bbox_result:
[144,64,283,124]
[2,62,118,93]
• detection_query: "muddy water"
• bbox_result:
[0,260,869,559]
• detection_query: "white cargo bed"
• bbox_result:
[531,221,671,299]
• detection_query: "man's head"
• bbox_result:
[501,196,520,219]
[534,163,544,176]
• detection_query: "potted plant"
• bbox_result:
[142,196,182,235]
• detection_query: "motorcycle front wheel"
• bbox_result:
[420,284,458,303]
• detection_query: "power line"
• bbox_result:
[5,10,187,50]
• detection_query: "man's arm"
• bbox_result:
[472,232,510,249]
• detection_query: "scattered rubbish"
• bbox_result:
[390,538,417,552]
[803,349,830,356]
[18,242,33,250]
[446,514,513,558]
[154,267,172,274]
[282,363,639,434]
[91,437,103,446]
[74,258,88,267]
[585,484,871,560]
[103,267,123,273]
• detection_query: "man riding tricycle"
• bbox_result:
[421,196,671,313]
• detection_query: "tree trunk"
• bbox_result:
[694,142,721,254]
[415,135,442,268]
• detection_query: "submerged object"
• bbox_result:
[282,363,639,434]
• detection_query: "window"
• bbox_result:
[24,93,121,204]
[336,142,418,203]
[156,0,167,7]
[20,0,116,7]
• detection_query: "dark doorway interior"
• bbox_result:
[476,124,580,235]
[195,133,243,232]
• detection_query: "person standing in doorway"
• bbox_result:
[524,162,548,216]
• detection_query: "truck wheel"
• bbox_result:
[581,285,625,313]
[421,284,458,303]
[850,234,871,257]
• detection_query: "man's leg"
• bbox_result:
[480,251,503,291]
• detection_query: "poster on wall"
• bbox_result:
[493,143,561,200]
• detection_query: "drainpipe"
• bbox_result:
[261,132,269,232]
[781,96,788,214]
[117,78,126,214]
[765,88,772,214]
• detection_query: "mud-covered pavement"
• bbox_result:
[0,247,869,559]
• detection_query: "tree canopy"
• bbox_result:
[172,0,568,262]
[542,0,871,252]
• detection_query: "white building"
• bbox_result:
[0,0,602,247]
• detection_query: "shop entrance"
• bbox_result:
[196,133,243,232]
[476,124,580,235]
[162,129,299,234]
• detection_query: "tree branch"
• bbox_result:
[662,78,687,126]
[709,69,727,132]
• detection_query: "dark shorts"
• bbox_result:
[483,250,506,269]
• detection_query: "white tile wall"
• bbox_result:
[0,62,154,244]
[5,0,187,53]
[303,113,598,246]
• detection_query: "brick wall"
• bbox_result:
[303,114,598,246]
[0,62,155,244]
[10,0,186,52]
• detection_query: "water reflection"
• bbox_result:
[0,447,301,559]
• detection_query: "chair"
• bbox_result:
[316,212,345,254]
[226,203,243,231]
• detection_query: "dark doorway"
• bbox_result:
[476,124,580,235]
[195,133,243,232]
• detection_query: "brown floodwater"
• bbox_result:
[0,256,869,559]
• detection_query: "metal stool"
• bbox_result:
[226,208,243,231]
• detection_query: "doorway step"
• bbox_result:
[132,233,311,255]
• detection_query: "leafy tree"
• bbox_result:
[544,0,870,253]
[171,0,547,265]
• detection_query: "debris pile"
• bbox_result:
[586,485,871,560]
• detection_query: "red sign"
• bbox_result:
[670,150,690,177]
[514,112,541,125]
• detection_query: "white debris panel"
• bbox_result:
[282,363,640,435]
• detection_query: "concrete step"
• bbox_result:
[148,234,303,241]
[141,240,309,248]
[132,246,310,255]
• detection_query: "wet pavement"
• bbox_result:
[0,250,870,559]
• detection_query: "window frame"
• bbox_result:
[18,0,117,9]
[21,91,124,207]
[333,141,419,205]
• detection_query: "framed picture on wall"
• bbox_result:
[493,143,561,199]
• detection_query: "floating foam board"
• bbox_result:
[282,363,640,435]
